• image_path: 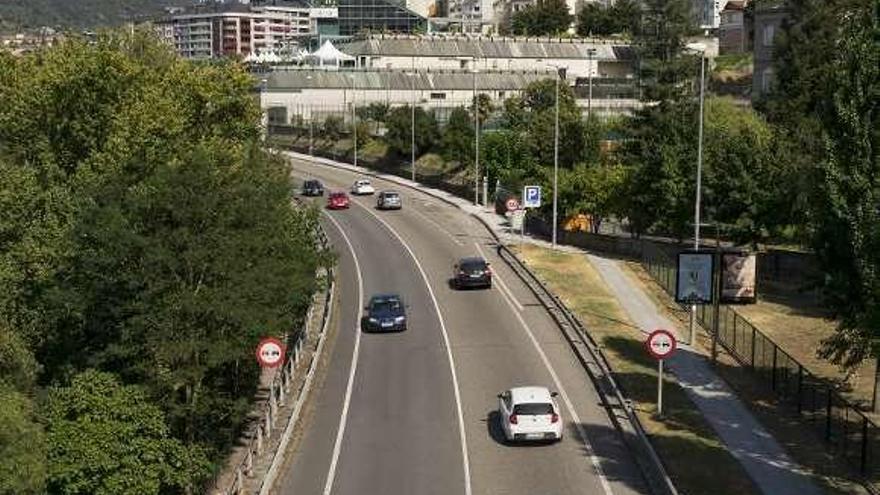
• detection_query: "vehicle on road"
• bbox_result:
[452,257,492,289]
[351,179,376,195]
[301,179,324,196]
[498,386,563,443]
[362,294,407,332]
[327,191,350,210]
[377,191,402,210]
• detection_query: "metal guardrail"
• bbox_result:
[497,244,678,495]
[217,226,334,495]
[641,241,880,492]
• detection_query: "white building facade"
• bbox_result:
[338,35,635,82]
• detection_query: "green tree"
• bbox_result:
[45,370,209,495]
[808,2,880,407]
[517,79,586,169]
[636,0,698,102]
[511,0,572,35]
[441,107,475,165]
[385,105,439,158]
[323,115,344,141]
[577,0,641,36]
[557,163,628,232]
[481,130,539,190]
[0,383,45,495]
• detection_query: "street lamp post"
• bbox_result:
[553,67,560,248]
[347,74,358,168]
[473,63,480,206]
[587,48,595,119]
[411,71,416,182]
[686,43,708,346]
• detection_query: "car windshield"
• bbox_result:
[513,403,554,415]
[461,260,487,271]
[331,193,345,199]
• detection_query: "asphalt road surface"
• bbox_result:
[274,158,651,495]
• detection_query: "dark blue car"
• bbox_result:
[362,294,407,332]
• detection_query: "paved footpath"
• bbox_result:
[287,151,824,495]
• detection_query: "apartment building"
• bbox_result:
[155,2,339,59]
[752,0,790,98]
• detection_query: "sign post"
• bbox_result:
[256,337,286,369]
[646,329,677,417]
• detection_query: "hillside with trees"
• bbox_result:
[0,0,190,32]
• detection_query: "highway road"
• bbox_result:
[274,157,651,495]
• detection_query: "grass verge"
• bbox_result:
[619,259,869,495]
[514,244,761,495]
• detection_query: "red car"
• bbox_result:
[327,191,350,210]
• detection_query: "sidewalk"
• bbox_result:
[287,151,823,495]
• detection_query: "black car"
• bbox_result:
[362,294,407,332]
[452,257,492,289]
[302,179,324,196]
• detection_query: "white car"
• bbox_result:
[498,386,563,443]
[351,179,375,195]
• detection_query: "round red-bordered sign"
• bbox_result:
[256,337,286,368]
[645,329,677,360]
[505,198,520,212]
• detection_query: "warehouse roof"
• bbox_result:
[338,34,635,61]
[263,68,555,91]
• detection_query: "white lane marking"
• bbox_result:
[404,202,465,246]
[474,242,615,495]
[480,243,525,312]
[322,211,365,495]
[352,200,473,495]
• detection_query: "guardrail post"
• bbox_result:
[234,468,243,493]
[256,423,264,455]
[750,324,756,368]
[244,449,253,476]
[797,365,803,413]
[861,417,869,475]
[265,409,273,437]
[771,346,778,391]
[826,389,833,442]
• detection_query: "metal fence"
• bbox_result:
[640,241,879,488]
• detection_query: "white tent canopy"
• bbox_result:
[309,40,355,67]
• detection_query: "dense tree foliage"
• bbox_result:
[576,0,641,37]
[510,0,573,36]
[386,105,439,157]
[807,2,879,376]
[0,30,324,491]
[45,371,208,495]
[441,107,475,165]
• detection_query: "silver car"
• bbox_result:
[377,191,402,210]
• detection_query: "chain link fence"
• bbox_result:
[641,241,879,489]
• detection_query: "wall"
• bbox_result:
[362,54,609,80]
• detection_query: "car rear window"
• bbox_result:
[461,260,487,271]
[384,193,399,198]
[513,403,553,415]
[371,299,401,312]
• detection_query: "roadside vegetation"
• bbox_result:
[0,31,326,493]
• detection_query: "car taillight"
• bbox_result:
[509,414,518,425]
[551,413,559,423]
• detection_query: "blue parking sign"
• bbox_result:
[523,185,541,208]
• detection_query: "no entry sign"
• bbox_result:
[646,329,677,360]
[256,337,286,368]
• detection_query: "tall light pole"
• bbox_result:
[347,73,358,168]
[686,42,707,346]
[552,67,561,248]
[587,48,595,119]
[406,69,417,181]
[472,62,480,206]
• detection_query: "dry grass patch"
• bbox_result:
[515,244,761,495]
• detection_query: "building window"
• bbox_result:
[762,24,775,47]
[430,92,446,100]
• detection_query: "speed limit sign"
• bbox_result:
[256,337,286,368]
